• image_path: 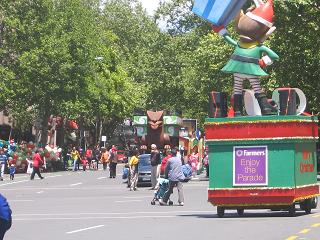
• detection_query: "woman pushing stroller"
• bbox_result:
[159,148,185,206]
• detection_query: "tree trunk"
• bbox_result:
[40,110,50,147]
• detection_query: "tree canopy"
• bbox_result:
[0,0,319,143]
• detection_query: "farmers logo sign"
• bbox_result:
[233,146,268,186]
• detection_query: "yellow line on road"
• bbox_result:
[312,214,320,218]
[299,229,310,234]
[311,223,320,227]
[285,236,298,240]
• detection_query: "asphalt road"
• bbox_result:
[1,166,319,240]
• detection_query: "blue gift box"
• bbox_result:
[192,0,247,26]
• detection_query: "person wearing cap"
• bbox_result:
[150,144,161,190]
[159,148,185,206]
[0,194,12,240]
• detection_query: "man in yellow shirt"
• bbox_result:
[71,147,80,171]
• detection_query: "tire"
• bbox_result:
[300,201,306,211]
[288,204,296,217]
[217,207,225,218]
[168,201,173,206]
[311,197,318,209]
[237,209,244,216]
[151,200,155,205]
[304,199,312,214]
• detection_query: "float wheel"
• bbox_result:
[217,207,225,218]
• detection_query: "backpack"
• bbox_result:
[122,168,129,179]
[182,164,192,178]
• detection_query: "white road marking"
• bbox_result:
[0,180,29,186]
[66,225,104,234]
[97,177,107,179]
[46,175,62,178]
[13,210,212,217]
[15,215,175,221]
[10,200,34,202]
[70,182,82,186]
[115,200,142,203]
[37,191,44,194]
[124,196,151,199]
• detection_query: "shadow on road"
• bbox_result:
[178,211,311,219]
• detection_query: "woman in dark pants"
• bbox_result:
[109,145,118,178]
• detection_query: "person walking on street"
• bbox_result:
[109,145,118,178]
[150,144,161,190]
[71,147,80,172]
[129,150,139,191]
[9,164,15,181]
[0,149,8,181]
[159,148,185,206]
[93,145,100,170]
[0,194,12,240]
[30,150,44,180]
[85,147,93,169]
[100,148,109,171]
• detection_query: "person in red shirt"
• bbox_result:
[85,147,93,168]
[160,149,172,177]
[82,158,88,171]
[30,150,44,180]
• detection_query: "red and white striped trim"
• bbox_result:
[246,11,273,28]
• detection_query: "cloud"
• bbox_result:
[138,0,160,15]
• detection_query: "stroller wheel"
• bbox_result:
[168,201,173,206]
[151,200,156,205]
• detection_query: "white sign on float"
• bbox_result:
[101,136,107,142]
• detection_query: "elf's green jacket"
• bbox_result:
[221,34,279,76]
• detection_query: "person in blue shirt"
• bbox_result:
[0,194,12,240]
[9,164,15,181]
[0,149,8,181]
[159,148,185,206]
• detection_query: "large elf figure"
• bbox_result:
[212,0,279,116]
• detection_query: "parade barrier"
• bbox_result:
[205,115,319,217]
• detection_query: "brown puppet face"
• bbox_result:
[235,0,275,43]
[147,111,163,130]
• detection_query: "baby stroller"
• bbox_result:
[151,178,173,205]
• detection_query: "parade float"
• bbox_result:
[193,0,319,217]
[133,111,182,150]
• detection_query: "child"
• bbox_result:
[82,158,88,171]
[9,164,15,180]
